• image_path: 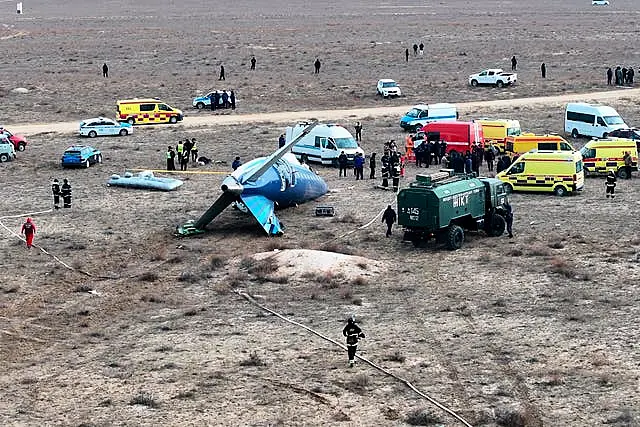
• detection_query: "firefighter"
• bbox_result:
[166,146,176,170]
[61,179,72,208]
[605,170,616,198]
[381,151,390,188]
[342,315,365,367]
[382,204,396,237]
[391,156,401,192]
[21,217,36,249]
[51,178,61,209]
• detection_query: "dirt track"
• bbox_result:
[9,88,640,136]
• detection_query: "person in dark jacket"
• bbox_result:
[511,55,517,71]
[61,179,72,208]
[219,65,225,80]
[424,141,432,168]
[210,92,216,111]
[622,67,628,85]
[541,62,546,78]
[471,152,479,175]
[354,153,365,180]
[51,178,61,209]
[504,202,514,238]
[338,151,348,177]
[250,56,256,70]
[381,151,390,187]
[166,146,176,170]
[605,170,616,198]
[343,316,365,367]
[623,151,633,179]
[615,66,622,86]
[485,147,495,171]
[278,134,286,148]
[369,152,377,179]
[221,91,229,109]
[102,63,109,78]
[405,48,409,62]
[451,152,465,173]
[183,138,193,162]
[464,153,473,174]
[232,156,242,170]
[314,58,321,74]
[607,67,613,86]
[382,205,397,237]
[230,90,236,110]
[412,43,418,56]
[433,140,441,164]
[354,122,363,141]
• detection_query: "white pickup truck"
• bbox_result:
[468,69,517,88]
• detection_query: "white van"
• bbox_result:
[399,103,457,132]
[288,123,364,166]
[564,103,627,139]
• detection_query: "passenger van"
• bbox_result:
[399,103,457,132]
[474,118,521,152]
[496,150,584,196]
[579,138,638,178]
[116,99,184,125]
[505,133,574,155]
[564,103,627,138]
[288,122,364,166]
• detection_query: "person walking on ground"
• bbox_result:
[343,316,365,367]
[412,43,418,56]
[511,55,517,71]
[623,151,633,179]
[250,56,256,70]
[232,156,242,171]
[607,67,613,86]
[61,179,72,208]
[314,58,321,74]
[541,62,546,78]
[230,90,236,110]
[354,121,362,142]
[605,170,616,198]
[419,42,424,56]
[51,178,61,209]
[190,139,198,162]
[102,63,109,78]
[166,146,176,170]
[278,134,286,148]
[338,151,348,177]
[354,153,365,180]
[369,152,377,179]
[21,217,36,249]
[219,65,225,81]
[405,48,409,62]
[504,201,514,238]
[382,204,397,237]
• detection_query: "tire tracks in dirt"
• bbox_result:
[8,88,640,137]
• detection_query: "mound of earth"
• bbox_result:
[252,249,381,280]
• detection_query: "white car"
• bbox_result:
[79,117,133,137]
[592,0,609,5]
[376,79,402,98]
[468,69,517,88]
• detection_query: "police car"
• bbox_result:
[61,145,102,168]
[79,117,132,138]
[592,0,609,4]
[192,90,236,109]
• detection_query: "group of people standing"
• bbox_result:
[607,66,635,86]
[166,138,199,171]
[51,178,72,209]
[209,90,236,111]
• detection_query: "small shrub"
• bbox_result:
[264,240,292,251]
[184,307,206,317]
[495,405,542,427]
[528,246,550,257]
[507,248,523,257]
[247,259,278,276]
[405,408,442,426]
[173,390,196,400]
[383,351,406,363]
[353,373,370,388]
[548,241,565,249]
[208,256,225,270]
[239,351,266,367]
[267,275,289,284]
[319,242,355,255]
[178,271,198,283]
[318,271,344,289]
[549,257,576,278]
[352,276,369,286]
[74,284,92,293]
[150,245,168,261]
[167,255,183,264]
[356,262,368,270]
[129,392,159,408]
[154,345,173,353]
[352,297,363,306]
[339,286,353,300]
[334,213,359,224]
[228,272,248,286]
[139,271,158,282]
[140,294,163,303]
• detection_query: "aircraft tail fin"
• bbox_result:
[240,194,282,236]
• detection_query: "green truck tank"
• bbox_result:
[397,170,510,249]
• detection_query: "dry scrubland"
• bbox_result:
[1,0,640,426]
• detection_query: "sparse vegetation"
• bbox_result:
[239,351,266,367]
[139,271,158,282]
[129,392,159,408]
[382,351,406,363]
[178,271,199,283]
[208,256,226,270]
[405,408,442,426]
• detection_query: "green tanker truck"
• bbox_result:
[398,170,510,250]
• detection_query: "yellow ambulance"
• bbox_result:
[497,150,584,196]
[474,119,521,152]
[579,138,638,178]
[505,133,574,155]
[116,99,184,125]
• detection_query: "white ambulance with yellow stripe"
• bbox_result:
[116,99,184,125]
[496,150,584,196]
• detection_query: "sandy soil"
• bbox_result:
[2,1,640,426]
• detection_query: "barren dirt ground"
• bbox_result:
[1,1,640,426]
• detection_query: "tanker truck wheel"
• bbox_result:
[446,225,464,250]
[487,214,506,237]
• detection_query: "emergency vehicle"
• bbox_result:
[579,138,638,178]
[497,150,584,196]
[473,119,521,152]
[399,103,457,132]
[288,122,364,166]
[116,99,184,125]
[505,133,573,155]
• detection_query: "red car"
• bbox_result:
[0,127,28,152]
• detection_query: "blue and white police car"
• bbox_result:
[79,117,132,138]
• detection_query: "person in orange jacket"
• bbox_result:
[21,217,36,249]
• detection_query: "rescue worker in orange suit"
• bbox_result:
[61,179,72,208]
[605,170,616,199]
[21,217,36,249]
[51,178,61,209]
[382,204,397,237]
[342,316,365,367]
